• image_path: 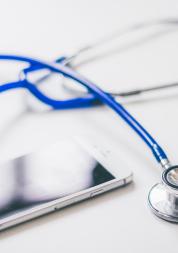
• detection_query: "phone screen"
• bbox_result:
[0,141,115,220]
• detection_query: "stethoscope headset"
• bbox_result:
[1,18,178,222]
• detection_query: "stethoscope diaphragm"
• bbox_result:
[148,166,178,222]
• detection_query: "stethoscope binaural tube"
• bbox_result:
[0,55,170,165]
[0,17,178,221]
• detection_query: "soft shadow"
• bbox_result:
[0,110,27,143]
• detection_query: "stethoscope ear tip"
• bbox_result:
[148,166,178,223]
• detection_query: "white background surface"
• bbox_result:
[0,0,178,252]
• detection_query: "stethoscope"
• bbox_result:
[1,18,178,222]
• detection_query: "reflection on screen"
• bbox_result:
[0,141,115,219]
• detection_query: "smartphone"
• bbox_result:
[0,138,132,231]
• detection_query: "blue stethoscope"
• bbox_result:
[1,19,178,222]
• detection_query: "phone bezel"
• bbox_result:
[0,138,132,231]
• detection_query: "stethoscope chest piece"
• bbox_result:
[148,166,178,222]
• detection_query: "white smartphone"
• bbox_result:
[0,138,132,231]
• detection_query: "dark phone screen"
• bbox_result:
[0,141,115,220]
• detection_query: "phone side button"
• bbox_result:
[90,189,104,197]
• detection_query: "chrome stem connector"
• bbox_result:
[160,159,172,170]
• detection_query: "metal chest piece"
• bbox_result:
[148,166,178,222]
